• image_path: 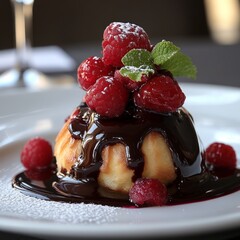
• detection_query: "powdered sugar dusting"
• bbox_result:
[111,22,144,36]
[104,22,148,42]
[0,168,120,224]
[102,22,151,66]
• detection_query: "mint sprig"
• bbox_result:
[122,49,154,68]
[152,40,197,79]
[119,40,197,81]
[120,65,154,82]
[151,40,180,65]
[161,51,197,79]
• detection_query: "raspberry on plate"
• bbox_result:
[129,178,168,206]
[102,22,151,67]
[21,137,53,170]
[205,142,237,169]
[134,75,186,112]
[77,56,114,90]
[85,76,129,118]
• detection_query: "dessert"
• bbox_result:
[13,22,240,207]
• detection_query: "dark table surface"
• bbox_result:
[0,40,240,240]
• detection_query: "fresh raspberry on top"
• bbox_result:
[129,178,168,206]
[134,75,186,113]
[77,56,114,90]
[102,22,151,67]
[21,137,53,170]
[85,76,129,118]
[205,142,237,169]
[114,70,147,91]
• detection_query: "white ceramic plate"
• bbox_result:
[0,83,240,239]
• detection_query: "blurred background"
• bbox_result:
[0,0,240,87]
[1,1,240,239]
[0,0,210,50]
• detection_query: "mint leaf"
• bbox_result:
[152,40,179,65]
[151,40,197,79]
[161,52,197,79]
[120,65,155,81]
[120,49,155,81]
[122,49,153,68]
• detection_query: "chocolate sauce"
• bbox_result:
[13,169,131,207]
[12,104,240,207]
[69,103,203,180]
[12,166,240,206]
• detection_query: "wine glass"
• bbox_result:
[1,0,37,88]
[0,0,74,89]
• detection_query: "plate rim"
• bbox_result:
[1,83,240,238]
[0,209,240,238]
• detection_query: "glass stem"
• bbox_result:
[12,0,34,71]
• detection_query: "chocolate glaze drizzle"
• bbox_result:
[69,102,203,180]
[12,103,240,207]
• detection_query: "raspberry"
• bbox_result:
[20,137,53,170]
[85,76,129,118]
[114,70,147,91]
[134,75,186,112]
[205,142,237,169]
[102,22,151,67]
[77,56,114,90]
[129,178,168,206]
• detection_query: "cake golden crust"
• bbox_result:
[98,143,134,193]
[54,119,81,174]
[142,131,177,184]
[54,120,177,193]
